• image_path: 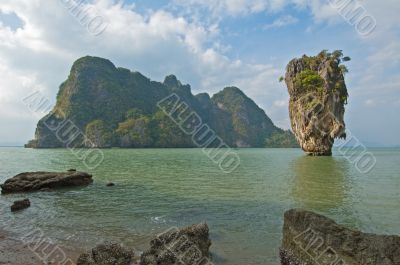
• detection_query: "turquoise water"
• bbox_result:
[0,147,399,264]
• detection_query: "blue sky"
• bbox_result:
[0,0,399,146]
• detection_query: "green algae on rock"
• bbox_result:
[284,50,349,156]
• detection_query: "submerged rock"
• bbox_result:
[1,171,93,194]
[106,182,115,187]
[76,242,134,265]
[281,209,400,265]
[140,223,212,265]
[10,198,31,212]
[284,50,349,156]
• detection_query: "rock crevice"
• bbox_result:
[281,209,400,265]
[76,223,212,265]
[285,50,349,155]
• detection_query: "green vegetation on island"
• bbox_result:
[27,56,298,149]
[284,50,350,155]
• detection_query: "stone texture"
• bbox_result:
[1,171,93,194]
[10,199,31,212]
[285,51,348,155]
[76,223,212,265]
[140,223,212,265]
[76,242,134,265]
[281,209,400,265]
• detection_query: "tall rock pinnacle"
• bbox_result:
[284,50,349,156]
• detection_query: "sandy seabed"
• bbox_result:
[0,229,81,265]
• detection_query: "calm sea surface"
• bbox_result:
[0,147,399,264]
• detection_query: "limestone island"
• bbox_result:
[284,50,349,156]
[25,56,298,149]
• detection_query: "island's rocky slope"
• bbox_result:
[284,50,349,155]
[281,209,400,265]
[1,171,93,194]
[26,56,297,148]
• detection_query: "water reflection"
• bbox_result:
[290,156,351,211]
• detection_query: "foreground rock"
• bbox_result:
[77,242,134,265]
[1,171,93,194]
[281,209,400,265]
[77,223,212,265]
[10,198,31,212]
[140,223,212,265]
[284,50,349,156]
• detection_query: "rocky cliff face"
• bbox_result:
[27,56,297,148]
[212,87,278,147]
[285,51,349,155]
[76,223,211,265]
[140,223,211,265]
[280,209,400,265]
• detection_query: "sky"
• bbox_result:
[0,0,399,146]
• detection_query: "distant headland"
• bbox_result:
[25,56,298,149]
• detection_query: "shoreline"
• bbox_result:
[0,229,82,265]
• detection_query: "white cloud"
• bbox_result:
[0,0,285,143]
[364,99,376,107]
[0,0,399,145]
[367,41,400,71]
[171,0,278,17]
[171,0,400,35]
[273,100,287,107]
[264,15,298,29]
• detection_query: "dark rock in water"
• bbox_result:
[140,223,212,265]
[281,209,400,265]
[68,168,77,172]
[1,171,93,194]
[77,242,134,265]
[11,199,31,212]
[106,182,115,187]
[76,223,212,265]
[284,50,349,156]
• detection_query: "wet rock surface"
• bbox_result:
[77,242,135,265]
[281,209,400,265]
[140,223,211,265]
[284,51,348,156]
[1,171,93,194]
[10,199,31,212]
[77,223,212,265]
